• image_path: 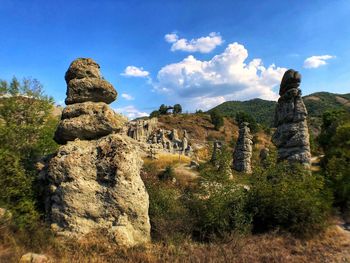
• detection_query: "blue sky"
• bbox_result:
[0,0,349,118]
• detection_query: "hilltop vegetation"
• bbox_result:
[209,92,350,127]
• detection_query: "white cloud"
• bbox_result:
[303,55,335,69]
[154,42,286,110]
[165,32,223,53]
[121,66,149,77]
[121,93,134,101]
[115,105,148,119]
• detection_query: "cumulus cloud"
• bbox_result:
[303,55,335,69]
[121,93,134,101]
[121,66,149,77]
[164,32,223,53]
[154,42,286,110]
[115,105,148,119]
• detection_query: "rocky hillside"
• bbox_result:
[209,92,350,127]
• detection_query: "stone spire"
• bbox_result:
[54,58,124,144]
[272,69,311,167]
[43,58,150,247]
[233,122,253,173]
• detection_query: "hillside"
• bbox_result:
[209,92,350,127]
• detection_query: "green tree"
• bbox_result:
[0,77,59,227]
[159,104,168,115]
[235,111,258,133]
[246,163,331,237]
[319,110,350,214]
[173,104,182,114]
[210,110,224,130]
[150,110,160,118]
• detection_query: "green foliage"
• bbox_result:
[159,165,175,181]
[0,149,39,228]
[150,110,160,118]
[208,92,350,127]
[159,104,170,115]
[246,163,331,237]
[173,104,182,114]
[147,181,192,242]
[188,179,250,240]
[210,109,224,130]
[0,77,59,228]
[319,110,350,214]
[235,111,259,133]
[209,98,277,127]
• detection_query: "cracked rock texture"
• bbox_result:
[232,122,253,173]
[272,69,311,167]
[43,58,150,247]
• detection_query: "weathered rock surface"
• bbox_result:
[126,118,192,157]
[66,78,117,105]
[54,102,125,144]
[233,122,253,173]
[45,134,150,246]
[65,58,101,83]
[127,118,158,142]
[19,253,48,263]
[272,69,311,167]
[45,58,151,247]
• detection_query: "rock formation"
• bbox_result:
[232,122,253,173]
[211,140,223,163]
[126,118,192,157]
[43,58,150,247]
[272,69,311,167]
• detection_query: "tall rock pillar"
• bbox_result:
[233,122,253,173]
[272,69,311,167]
[44,58,150,247]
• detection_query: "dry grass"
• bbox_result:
[1,225,349,262]
[143,153,191,171]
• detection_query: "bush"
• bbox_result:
[210,110,224,130]
[0,149,39,228]
[0,77,58,228]
[188,179,250,241]
[246,163,331,237]
[159,165,175,181]
[146,181,192,242]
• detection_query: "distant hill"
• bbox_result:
[209,92,350,127]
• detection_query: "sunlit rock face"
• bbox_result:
[42,58,150,247]
[272,69,311,167]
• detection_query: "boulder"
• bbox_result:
[44,134,151,247]
[19,253,48,263]
[65,78,117,105]
[65,58,101,83]
[54,102,126,144]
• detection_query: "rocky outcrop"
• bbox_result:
[272,69,311,167]
[66,78,117,105]
[20,253,48,263]
[233,122,253,173]
[54,102,125,144]
[44,58,150,247]
[127,118,192,157]
[127,118,158,142]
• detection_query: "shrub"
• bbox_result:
[159,165,175,181]
[246,163,331,237]
[210,110,224,130]
[146,181,192,242]
[187,177,250,241]
[0,149,39,228]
